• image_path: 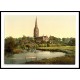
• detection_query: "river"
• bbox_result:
[5,50,66,64]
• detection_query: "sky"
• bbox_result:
[5,15,76,38]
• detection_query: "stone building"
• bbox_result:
[35,36,49,43]
[34,17,49,43]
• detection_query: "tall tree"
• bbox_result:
[5,37,16,52]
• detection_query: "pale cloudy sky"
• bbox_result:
[5,15,76,38]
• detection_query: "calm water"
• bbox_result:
[5,50,66,64]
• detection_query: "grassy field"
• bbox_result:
[37,46,75,50]
[37,46,75,54]
[25,46,75,64]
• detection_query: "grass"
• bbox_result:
[37,46,75,51]
[37,46,75,54]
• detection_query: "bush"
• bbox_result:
[13,49,23,53]
[39,44,47,47]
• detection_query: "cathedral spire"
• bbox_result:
[35,17,37,27]
[34,17,39,37]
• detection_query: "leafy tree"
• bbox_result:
[68,38,75,46]
[5,37,16,52]
[49,36,61,44]
[62,38,75,46]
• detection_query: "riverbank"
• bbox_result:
[25,55,75,64]
[25,46,75,64]
[37,46,75,54]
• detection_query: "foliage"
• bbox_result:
[5,37,16,53]
[49,36,75,46]
[62,38,75,46]
[5,35,75,54]
[38,44,47,47]
[68,38,75,46]
[13,49,23,53]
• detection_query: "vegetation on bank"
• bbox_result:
[25,55,75,64]
[37,46,75,54]
[37,46,75,51]
[4,36,75,54]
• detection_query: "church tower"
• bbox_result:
[34,17,39,37]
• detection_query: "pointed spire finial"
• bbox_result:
[36,16,37,21]
[35,16,37,27]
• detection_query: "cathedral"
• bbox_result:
[34,17,49,43]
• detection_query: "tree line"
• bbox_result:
[5,35,75,53]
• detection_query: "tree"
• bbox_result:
[5,37,16,53]
[49,36,61,44]
[68,38,75,46]
[62,38,75,46]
